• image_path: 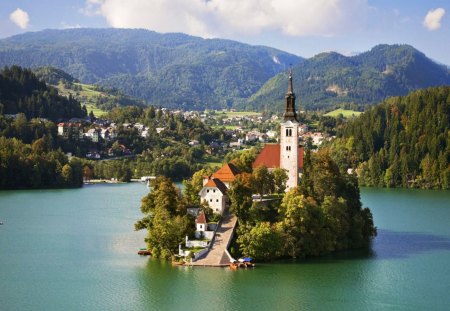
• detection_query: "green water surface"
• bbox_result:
[0,184,449,310]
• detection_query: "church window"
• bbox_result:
[216,199,219,202]
[210,199,212,202]
[207,189,209,193]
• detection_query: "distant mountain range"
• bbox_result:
[246,44,450,111]
[0,29,448,111]
[0,28,301,110]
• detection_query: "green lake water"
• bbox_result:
[0,184,449,310]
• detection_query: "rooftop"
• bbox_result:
[211,163,241,182]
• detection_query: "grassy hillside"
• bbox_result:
[33,67,143,115]
[324,109,362,118]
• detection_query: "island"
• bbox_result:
[135,73,377,264]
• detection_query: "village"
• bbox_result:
[54,108,328,161]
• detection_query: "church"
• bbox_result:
[198,71,304,213]
[252,70,304,190]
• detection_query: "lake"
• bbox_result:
[0,184,449,310]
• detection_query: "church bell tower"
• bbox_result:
[280,69,299,189]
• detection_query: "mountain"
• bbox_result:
[0,28,302,110]
[329,86,450,189]
[0,66,86,120]
[246,44,450,111]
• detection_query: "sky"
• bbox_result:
[0,0,449,65]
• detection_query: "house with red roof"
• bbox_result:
[199,163,241,214]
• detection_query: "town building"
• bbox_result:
[57,122,82,140]
[199,163,241,214]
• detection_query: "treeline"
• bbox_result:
[231,150,376,261]
[0,113,57,144]
[0,66,86,120]
[330,86,450,189]
[0,136,83,189]
[86,155,202,182]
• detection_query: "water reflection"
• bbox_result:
[373,229,450,259]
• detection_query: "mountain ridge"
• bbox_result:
[0,28,302,110]
[246,44,450,111]
[1,29,449,111]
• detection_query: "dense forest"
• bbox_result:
[247,44,450,111]
[0,136,83,189]
[0,28,301,110]
[0,66,86,120]
[231,149,376,261]
[329,86,450,189]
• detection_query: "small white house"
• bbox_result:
[199,178,228,214]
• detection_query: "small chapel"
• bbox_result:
[252,70,304,189]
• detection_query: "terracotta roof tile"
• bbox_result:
[196,211,207,224]
[253,144,280,168]
[212,163,241,182]
[253,144,304,169]
[204,178,228,195]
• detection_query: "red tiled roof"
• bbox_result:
[253,144,280,168]
[253,144,304,169]
[212,163,240,182]
[196,211,207,224]
[204,178,228,195]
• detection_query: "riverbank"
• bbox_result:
[85,179,139,184]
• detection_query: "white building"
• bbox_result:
[199,178,228,214]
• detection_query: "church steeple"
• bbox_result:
[283,69,298,122]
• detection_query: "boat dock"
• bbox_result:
[189,213,237,267]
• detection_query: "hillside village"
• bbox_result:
[54,108,327,161]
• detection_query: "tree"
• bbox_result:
[272,167,288,194]
[229,174,253,223]
[237,222,284,261]
[61,164,73,185]
[144,207,192,258]
[251,165,274,199]
[183,168,209,207]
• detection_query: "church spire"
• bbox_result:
[283,68,298,122]
[287,68,294,94]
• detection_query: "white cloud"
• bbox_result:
[83,0,369,38]
[423,8,445,31]
[9,8,30,29]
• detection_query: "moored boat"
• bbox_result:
[137,249,152,256]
